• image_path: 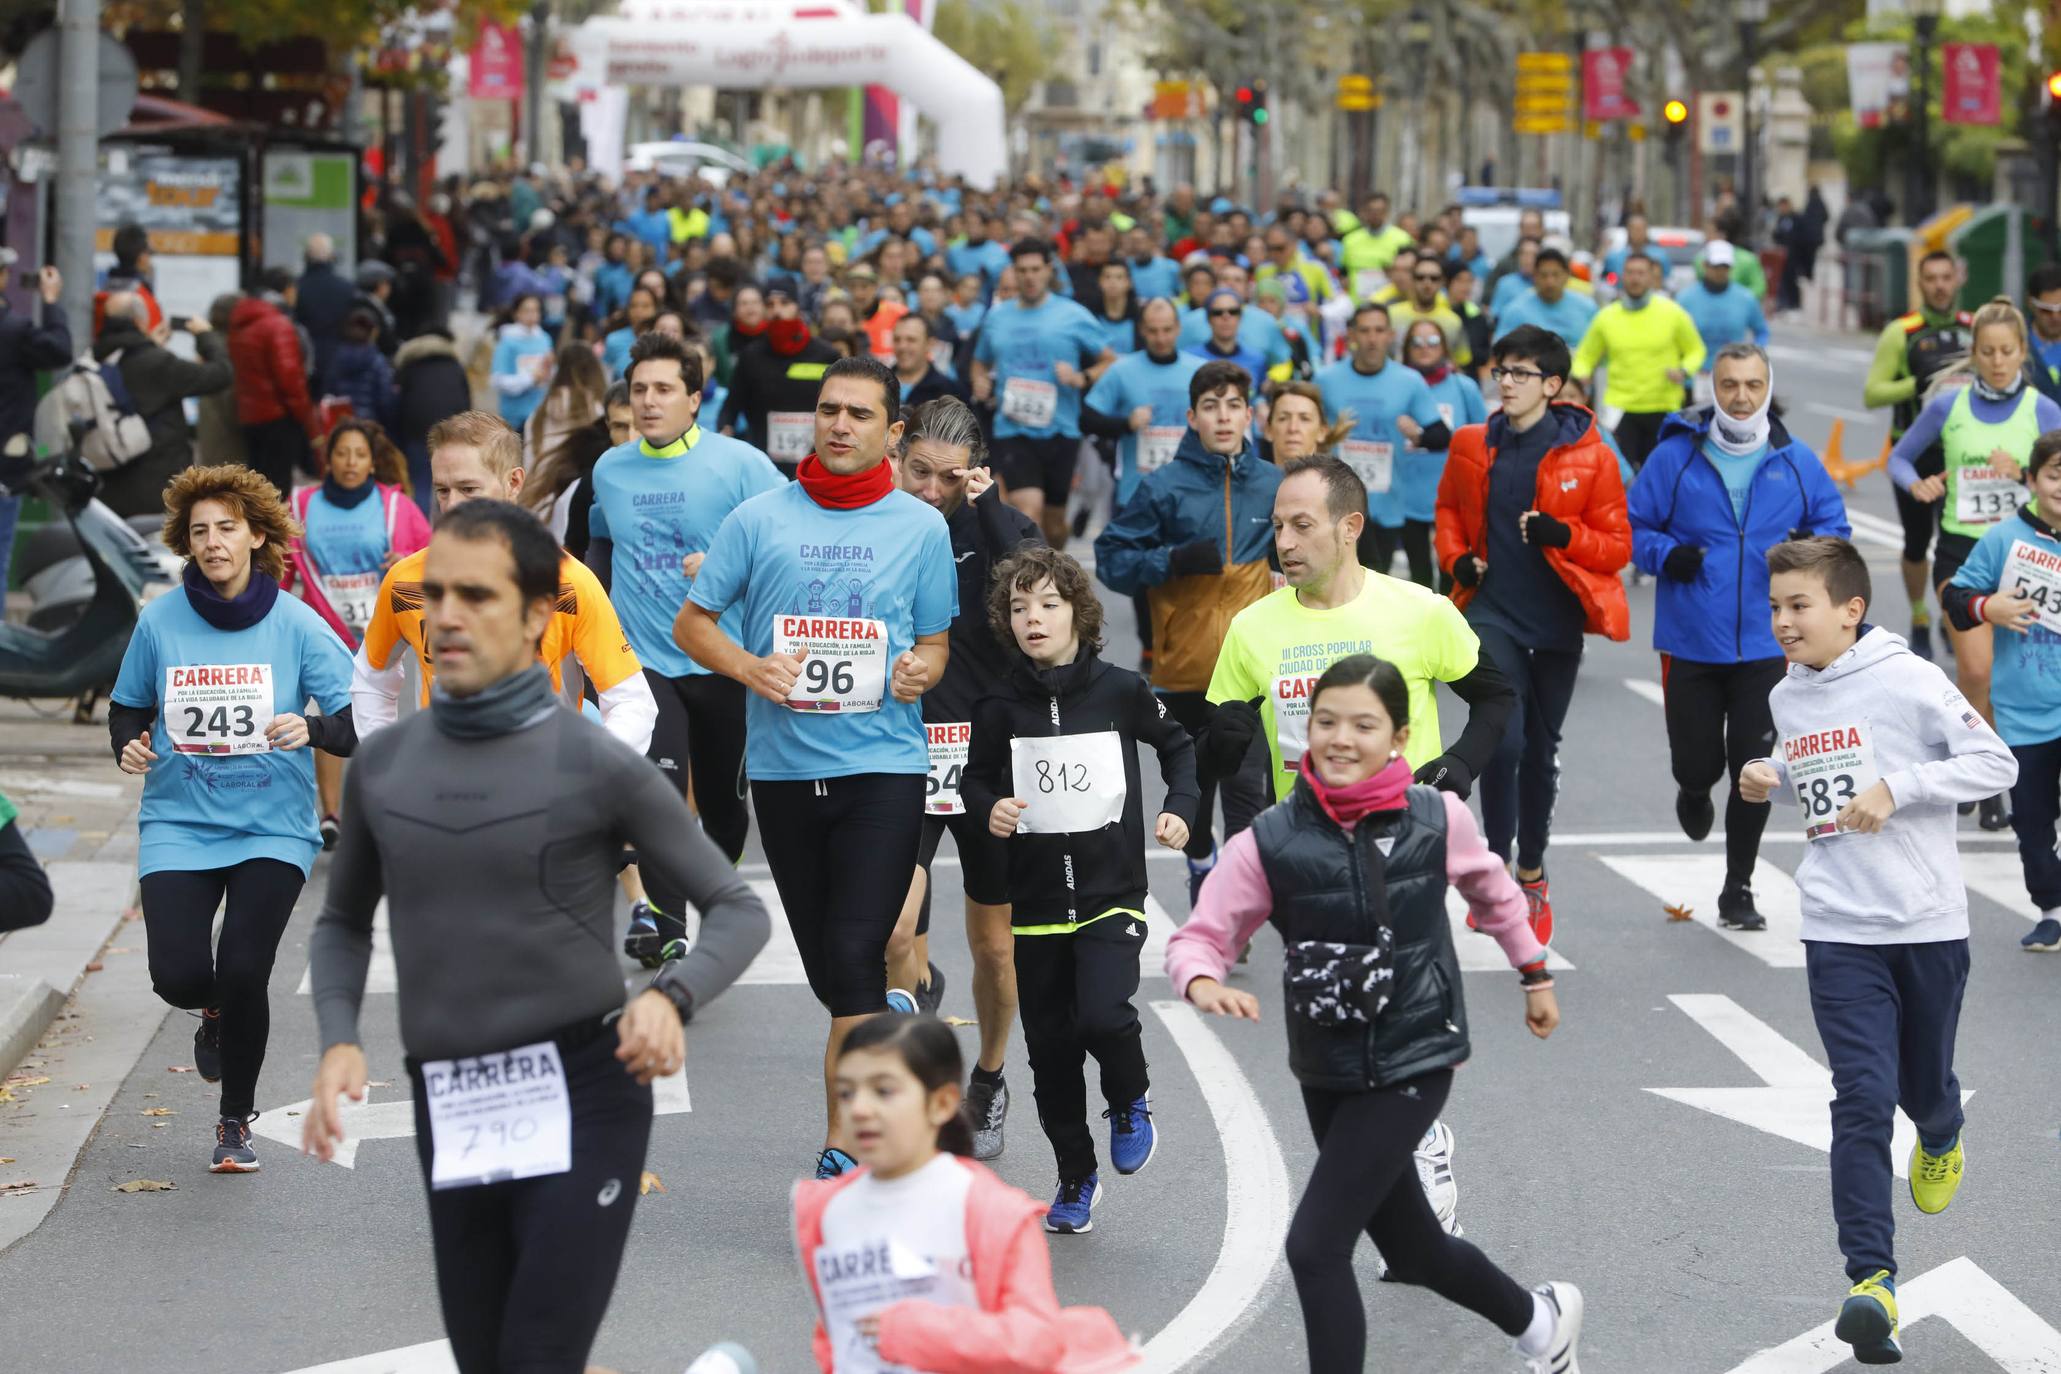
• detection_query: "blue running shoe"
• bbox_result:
[210,1115,259,1174]
[1105,1095,1157,1175]
[2023,917,2061,951]
[1186,846,1217,909]
[1045,1173,1103,1233]
[815,1147,857,1180]
[885,988,919,1015]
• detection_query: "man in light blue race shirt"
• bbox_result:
[946,211,1012,302]
[971,238,1116,545]
[1124,223,1182,302]
[1317,302,1453,587]
[1083,299,1207,506]
[586,331,784,962]
[1176,259,1292,377]
[1493,248,1599,350]
[677,354,956,1182]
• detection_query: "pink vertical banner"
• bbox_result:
[1942,42,2000,126]
[468,20,524,103]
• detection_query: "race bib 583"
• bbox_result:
[1783,721,1880,841]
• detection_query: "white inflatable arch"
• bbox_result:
[568,1,1007,187]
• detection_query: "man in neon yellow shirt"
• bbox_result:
[1202,456,1515,804]
[1571,252,1706,470]
[1339,192,1416,303]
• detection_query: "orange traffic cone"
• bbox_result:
[1819,419,1854,488]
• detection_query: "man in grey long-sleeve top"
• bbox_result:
[303,500,768,1374]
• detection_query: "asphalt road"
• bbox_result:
[4,322,2060,1374]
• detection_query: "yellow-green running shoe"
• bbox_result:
[1909,1132,1965,1214]
[1835,1270,1902,1365]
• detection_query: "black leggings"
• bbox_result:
[644,669,751,869]
[409,1026,653,1374]
[1359,520,1435,589]
[1289,1071,1532,1372]
[139,858,305,1119]
[1159,690,1270,858]
[753,773,926,1016]
[1661,653,1785,888]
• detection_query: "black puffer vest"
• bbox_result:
[1251,780,1469,1092]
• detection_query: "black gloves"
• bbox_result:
[1663,544,1706,583]
[1414,754,1474,798]
[1524,512,1573,548]
[1451,554,1486,588]
[1203,696,1265,775]
[1167,536,1223,578]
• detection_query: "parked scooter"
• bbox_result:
[0,427,177,718]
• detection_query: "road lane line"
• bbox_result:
[1668,993,1828,1087]
[278,1339,456,1373]
[1446,888,1573,969]
[1596,854,1806,967]
[1136,1001,1292,1374]
[1623,677,1665,707]
[1724,1256,2061,1372]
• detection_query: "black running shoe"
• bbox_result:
[193,1008,223,1083]
[319,815,340,851]
[1980,793,2011,831]
[1676,788,1716,842]
[965,1075,1008,1161]
[1718,882,1767,931]
[1908,623,1933,662]
[210,1115,259,1173]
[623,901,688,969]
[915,960,946,1015]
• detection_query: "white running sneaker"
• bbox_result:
[1416,1118,1460,1233]
[1520,1281,1584,1374]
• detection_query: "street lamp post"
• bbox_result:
[1908,0,1943,224]
[1401,6,1433,210]
[1736,0,1768,247]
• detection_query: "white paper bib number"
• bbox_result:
[2002,539,2061,628]
[163,664,273,755]
[1955,466,2021,525]
[928,339,956,373]
[1437,402,1456,430]
[1011,731,1127,834]
[423,1040,572,1190]
[926,721,970,816]
[775,615,889,713]
[1137,425,1183,475]
[766,411,814,463]
[1352,268,1386,302]
[1000,377,1058,429]
[1339,439,1394,493]
[1272,673,1320,765]
[320,570,382,641]
[1783,721,1881,841]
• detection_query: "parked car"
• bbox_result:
[624,140,755,188]
[1594,225,1707,301]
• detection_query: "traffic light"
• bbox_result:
[1663,99,1690,127]
[1250,79,1269,126]
[1231,80,1268,125]
[1234,84,1254,120]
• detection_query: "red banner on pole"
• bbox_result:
[469,21,525,103]
[1942,42,2000,126]
[1583,47,1640,122]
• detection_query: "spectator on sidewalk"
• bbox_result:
[0,253,70,593]
[92,290,234,517]
[92,223,162,337]
[393,328,472,511]
[321,307,397,434]
[195,293,248,470]
[295,233,355,385]
[0,788,52,931]
[353,261,401,357]
[229,266,320,497]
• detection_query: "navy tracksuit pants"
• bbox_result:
[1804,937,1970,1282]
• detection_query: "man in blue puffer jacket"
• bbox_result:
[1629,342,1850,929]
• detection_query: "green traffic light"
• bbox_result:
[1253,109,1269,125]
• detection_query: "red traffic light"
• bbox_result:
[1235,85,1254,104]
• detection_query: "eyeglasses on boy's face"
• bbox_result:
[1490,367,1546,384]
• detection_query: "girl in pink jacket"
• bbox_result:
[792,1014,1137,1374]
[283,419,431,843]
[1164,653,1582,1374]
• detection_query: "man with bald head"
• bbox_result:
[91,289,233,517]
[296,231,356,382]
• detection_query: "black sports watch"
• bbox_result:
[650,979,695,1025]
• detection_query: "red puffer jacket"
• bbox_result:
[1434,402,1632,641]
[228,295,315,432]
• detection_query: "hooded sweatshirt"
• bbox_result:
[1756,626,2016,944]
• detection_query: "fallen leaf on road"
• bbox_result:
[942,1016,976,1028]
[1,1180,37,1194]
[1664,902,1695,923]
[140,1107,174,1117]
[4,1075,50,1087]
[166,1066,195,1074]
[83,962,104,973]
[0,1157,13,1164]
[151,1123,166,1130]
[71,1084,89,1092]
[639,1171,666,1196]
[112,1179,175,1193]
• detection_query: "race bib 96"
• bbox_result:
[774,615,889,713]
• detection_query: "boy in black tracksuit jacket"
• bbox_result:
[963,546,1200,1231]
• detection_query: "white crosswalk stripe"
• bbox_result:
[296,901,396,996]
[1595,853,1806,967]
[1445,888,1574,969]
[1958,848,2035,923]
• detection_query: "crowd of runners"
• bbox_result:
[84,157,2061,1372]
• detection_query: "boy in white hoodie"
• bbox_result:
[1741,536,2016,1367]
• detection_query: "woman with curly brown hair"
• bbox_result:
[108,463,357,1174]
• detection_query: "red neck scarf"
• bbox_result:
[797,453,894,509]
[1299,754,1412,829]
[1414,361,1453,386]
[767,318,812,355]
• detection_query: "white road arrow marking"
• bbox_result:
[255,1070,691,1169]
[1623,677,1666,707]
[1649,994,1969,1179]
[1726,1255,2061,1373]
[1446,889,1574,970]
[278,1338,456,1373]
[1599,854,1806,967]
[1960,849,2038,924]
[297,902,396,996]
